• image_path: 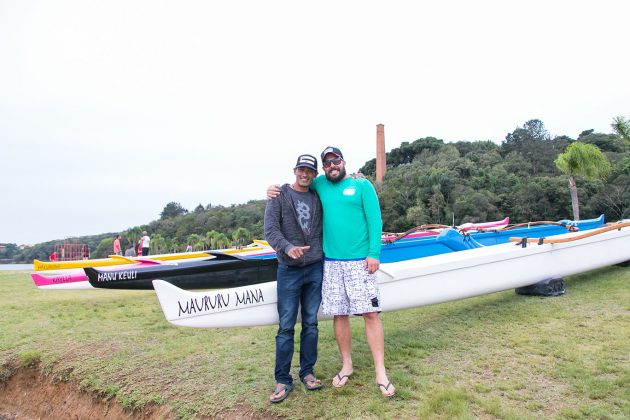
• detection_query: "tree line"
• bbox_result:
[4,118,628,263]
[3,201,267,262]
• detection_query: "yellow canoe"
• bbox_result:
[33,240,271,271]
[222,240,270,255]
[33,255,139,271]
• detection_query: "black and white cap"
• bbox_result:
[320,146,343,161]
[294,154,318,172]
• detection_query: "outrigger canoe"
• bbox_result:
[84,252,278,290]
[152,221,630,328]
[32,240,271,271]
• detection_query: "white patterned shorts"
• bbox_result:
[321,259,381,315]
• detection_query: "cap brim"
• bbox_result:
[295,165,317,171]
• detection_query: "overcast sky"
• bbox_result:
[1,1,629,245]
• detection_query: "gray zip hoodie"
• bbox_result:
[264,184,323,267]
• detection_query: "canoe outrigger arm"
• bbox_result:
[510,221,630,246]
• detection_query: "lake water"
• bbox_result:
[0,264,33,271]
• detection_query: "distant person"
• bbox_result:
[49,251,57,262]
[124,244,137,257]
[137,241,143,256]
[185,244,193,252]
[113,235,122,256]
[140,231,150,256]
[264,154,324,403]
[82,247,90,260]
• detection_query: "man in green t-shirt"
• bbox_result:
[268,146,395,397]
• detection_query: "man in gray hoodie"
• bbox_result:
[264,154,324,403]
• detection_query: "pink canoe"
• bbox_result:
[382,217,510,242]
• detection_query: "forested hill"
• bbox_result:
[361,120,629,232]
[5,119,629,262]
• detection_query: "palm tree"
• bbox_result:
[150,233,167,254]
[554,142,611,220]
[611,116,630,141]
[232,227,252,247]
[186,234,203,251]
[205,230,221,250]
[123,227,142,250]
[215,233,231,249]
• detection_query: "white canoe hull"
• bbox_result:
[152,224,630,328]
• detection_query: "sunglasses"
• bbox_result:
[323,157,343,168]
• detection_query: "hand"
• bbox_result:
[287,246,310,259]
[267,184,281,199]
[365,257,380,274]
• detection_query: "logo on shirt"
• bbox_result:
[343,187,356,196]
[296,200,311,234]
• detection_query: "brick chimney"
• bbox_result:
[376,124,386,184]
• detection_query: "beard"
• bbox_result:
[325,167,346,183]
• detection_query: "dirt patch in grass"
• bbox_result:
[0,366,169,419]
[0,366,280,420]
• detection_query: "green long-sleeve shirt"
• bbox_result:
[310,175,382,260]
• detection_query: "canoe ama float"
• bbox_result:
[152,221,630,328]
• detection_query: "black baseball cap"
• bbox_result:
[321,146,343,161]
[294,154,318,172]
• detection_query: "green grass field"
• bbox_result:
[1,266,629,419]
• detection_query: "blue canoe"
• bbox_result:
[379,215,605,263]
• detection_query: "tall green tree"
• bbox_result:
[93,237,114,258]
[502,119,569,174]
[554,142,611,221]
[160,202,189,219]
[611,115,630,141]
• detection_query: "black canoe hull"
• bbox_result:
[83,253,279,290]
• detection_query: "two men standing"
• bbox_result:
[264,148,394,403]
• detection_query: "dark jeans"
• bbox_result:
[142,247,149,256]
[275,261,323,386]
